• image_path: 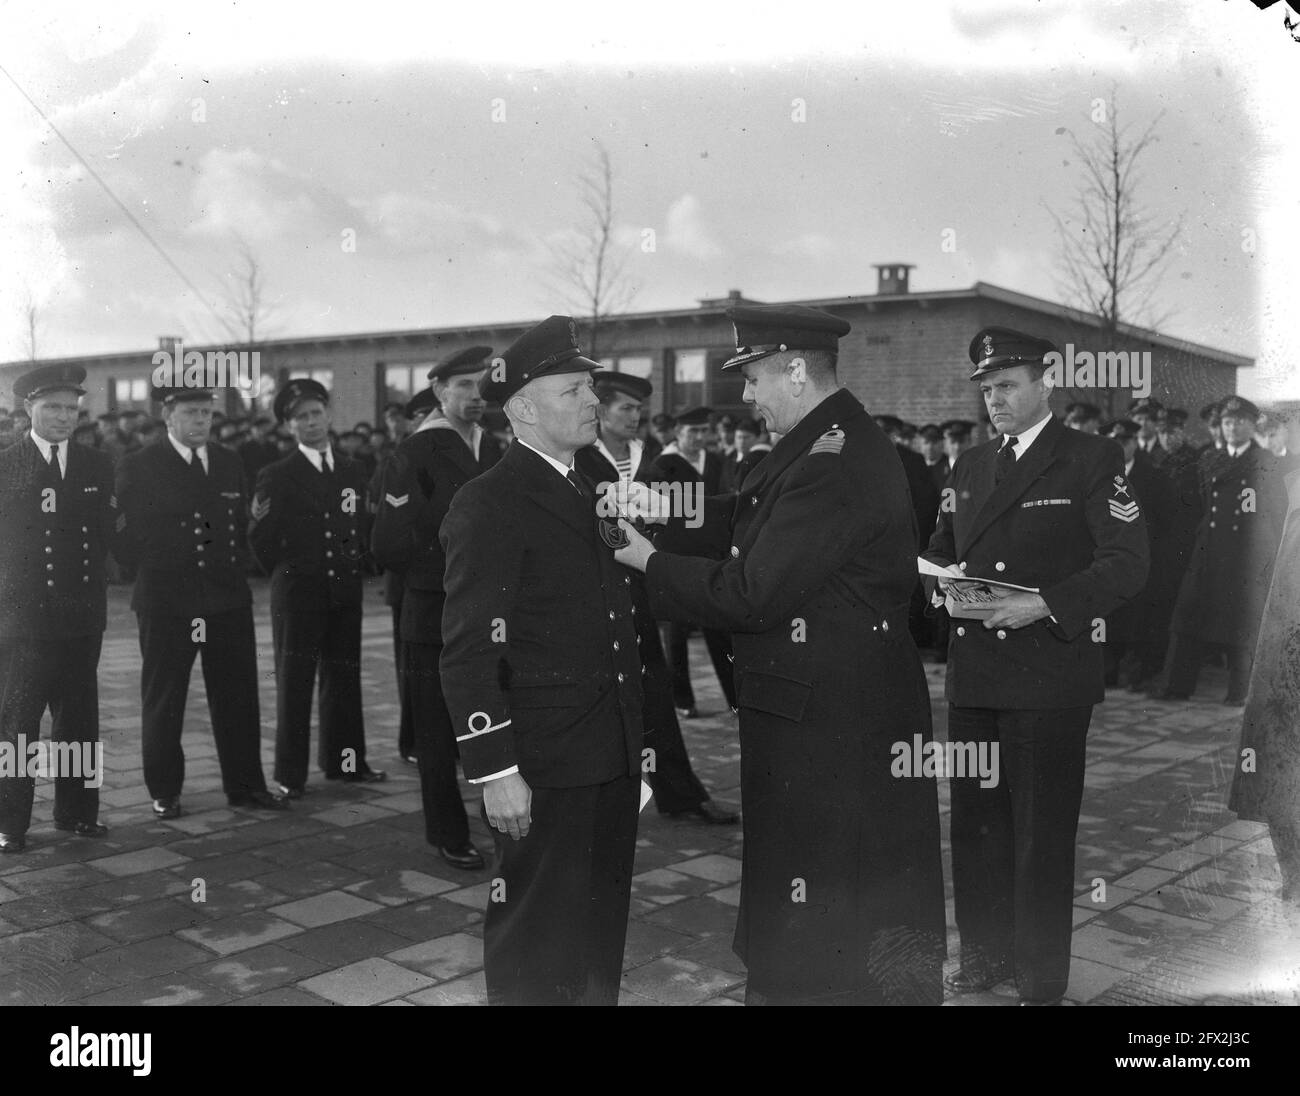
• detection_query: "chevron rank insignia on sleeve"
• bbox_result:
[809,427,846,456]
[1109,499,1139,522]
[385,493,409,508]
[115,513,126,533]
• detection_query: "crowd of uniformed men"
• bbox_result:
[0,308,1294,1005]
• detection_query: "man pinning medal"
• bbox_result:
[611,304,947,1005]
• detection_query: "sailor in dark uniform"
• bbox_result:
[922,327,1149,1005]
[371,347,502,871]
[439,316,644,1005]
[0,366,113,852]
[249,379,385,796]
[615,304,948,1005]
[115,381,286,819]
[576,371,738,825]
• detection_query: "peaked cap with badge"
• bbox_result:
[13,363,87,402]
[722,304,852,371]
[428,345,494,383]
[273,378,331,423]
[480,315,599,405]
[967,327,1058,381]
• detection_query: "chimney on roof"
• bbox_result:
[697,289,760,309]
[873,264,914,296]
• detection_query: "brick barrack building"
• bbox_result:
[2,265,1251,442]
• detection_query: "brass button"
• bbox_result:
[995,562,1006,572]
[613,641,620,652]
[730,546,740,558]
[46,563,54,571]
[196,545,204,552]
[609,611,615,621]
[325,531,332,539]
[958,561,967,570]
[617,673,625,683]
[197,561,205,569]
[325,551,333,558]
[327,569,335,577]
[45,546,52,554]
[46,579,54,587]
[956,626,966,637]
[881,619,890,632]
[751,496,758,505]
[996,629,1007,640]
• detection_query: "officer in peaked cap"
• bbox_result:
[614,301,946,1005]
[115,375,286,821]
[921,324,1149,1004]
[1164,391,1284,706]
[942,419,977,463]
[438,314,642,1003]
[251,376,384,797]
[1128,398,1166,463]
[272,377,330,424]
[0,365,114,852]
[372,343,500,872]
[918,424,950,494]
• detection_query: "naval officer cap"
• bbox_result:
[273,377,331,423]
[480,315,599,406]
[13,363,87,402]
[968,326,1058,380]
[427,345,494,383]
[1159,408,1189,428]
[593,370,652,402]
[1218,395,1260,421]
[918,423,944,441]
[722,304,852,371]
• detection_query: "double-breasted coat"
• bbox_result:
[644,387,947,1005]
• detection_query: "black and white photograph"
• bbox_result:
[1,0,1297,1060]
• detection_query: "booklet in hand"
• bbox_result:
[916,557,1040,620]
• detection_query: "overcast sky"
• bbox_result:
[3,0,1297,398]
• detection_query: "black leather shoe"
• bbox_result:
[0,832,27,854]
[668,799,740,825]
[276,784,306,799]
[944,963,1012,993]
[151,797,182,820]
[54,820,109,837]
[440,844,486,870]
[400,753,417,765]
[228,789,290,811]
[1018,994,1064,1006]
[328,768,388,784]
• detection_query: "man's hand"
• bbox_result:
[601,481,670,526]
[482,771,532,840]
[613,519,657,572]
[934,563,966,595]
[982,591,1052,630]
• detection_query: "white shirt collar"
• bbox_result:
[1228,442,1249,459]
[168,431,208,468]
[298,442,334,472]
[31,432,66,473]
[595,436,643,481]
[1002,412,1052,459]
[516,438,575,481]
[1124,457,1135,476]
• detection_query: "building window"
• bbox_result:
[112,377,151,411]
[611,355,653,379]
[673,349,707,411]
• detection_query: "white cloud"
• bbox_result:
[663,194,721,261]
[187,148,327,242]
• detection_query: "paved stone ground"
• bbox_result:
[2,578,1298,1006]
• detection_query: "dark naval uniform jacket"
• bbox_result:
[438,441,643,788]
[1170,440,1286,648]
[114,437,254,617]
[371,422,501,645]
[0,435,114,641]
[923,415,1150,708]
[249,449,373,611]
[644,388,947,1005]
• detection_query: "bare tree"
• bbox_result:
[550,142,638,360]
[214,236,278,346]
[1048,88,1184,340]
[22,292,39,362]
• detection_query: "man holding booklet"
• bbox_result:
[921,326,1149,1005]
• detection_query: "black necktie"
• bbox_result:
[566,469,590,501]
[47,445,62,482]
[995,435,1019,485]
[190,449,206,480]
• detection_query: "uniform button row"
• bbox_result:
[730,546,739,558]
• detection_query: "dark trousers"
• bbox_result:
[948,705,1092,1002]
[1104,640,1165,687]
[401,640,470,848]
[665,623,737,711]
[392,603,413,759]
[0,635,102,834]
[1165,633,1253,701]
[639,621,707,813]
[271,603,368,789]
[138,608,268,800]
[483,774,639,1005]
